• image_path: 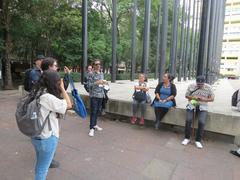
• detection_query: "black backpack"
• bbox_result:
[83,76,89,92]
[132,83,147,102]
[24,69,32,92]
[232,90,239,107]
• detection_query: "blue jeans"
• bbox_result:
[31,135,58,180]
[90,97,103,129]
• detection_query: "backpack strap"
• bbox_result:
[47,111,52,131]
[189,87,200,96]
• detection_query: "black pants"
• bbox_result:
[184,109,208,142]
[154,107,169,128]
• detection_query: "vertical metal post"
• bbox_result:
[192,0,200,77]
[197,0,211,77]
[183,0,191,81]
[188,0,196,79]
[159,0,168,83]
[142,0,151,74]
[81,0,88,84]
[155,5,161,79]
[170,0,180,76]
[130,0,137,81]
[111,0,117,82]
[178,0,186,81]
[206,0,216,84]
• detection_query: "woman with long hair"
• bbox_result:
[31,70,72,180]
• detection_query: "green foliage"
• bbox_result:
[1,0,179,80]
[59,72,81,82]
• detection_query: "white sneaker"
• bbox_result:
[94,125,103,131]
[89,129,95,137]
[181,139,190,146]
[195,141,203,149]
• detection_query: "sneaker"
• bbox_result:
[49,159,60,168]
[195,141,203,149]
[181,139,190,146]
[230,150,240,158]
[131,117,137,124]
[89,129,95,137]
[139,117,145,125]
[94,125,103,131]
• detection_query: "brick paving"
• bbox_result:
[0,91,240,180]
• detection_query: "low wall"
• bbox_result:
[81,94,240,137]
[18,85,240,138]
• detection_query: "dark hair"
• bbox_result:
[33,70,62,99]
[165,73,175,82]
[41,57,58,71]
[93,59,101,65]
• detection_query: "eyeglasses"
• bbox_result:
[95,63,101,66]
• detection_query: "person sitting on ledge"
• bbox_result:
[131,74,149,125]
[181,75,214,149]
[152,73,177,130]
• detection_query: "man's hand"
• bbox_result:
[64,66,72,74]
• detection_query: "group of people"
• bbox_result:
[131,73,215,149]
[23,55,240,180]
[26,57,110,180]
[25,55,72,180]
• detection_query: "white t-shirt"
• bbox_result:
[38,93,67,139]
[134,82,149,92]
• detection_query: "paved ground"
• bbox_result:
[0,91,240,180]
[73,79,240,117]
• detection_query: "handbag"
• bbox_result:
[153,100,173,108]
[68,75,87,119]
[133,90,147,102]
[146,93,152,103]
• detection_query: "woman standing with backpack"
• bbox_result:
[31,70,72,180]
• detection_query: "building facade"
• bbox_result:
[220,0,240,78]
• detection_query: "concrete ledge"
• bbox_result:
[81,94,240,137]
[18,85,240,137]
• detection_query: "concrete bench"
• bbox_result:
[18,85,240,145]
[80,94,240,138]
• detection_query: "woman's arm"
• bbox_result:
[60,79,72,109]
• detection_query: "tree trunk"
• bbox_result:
[2,1,13,89]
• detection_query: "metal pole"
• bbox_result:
[159,0,168,83]
[212,0,220,80]
[142,0,151,74]
[130,0,137,81]
[81,0,88,84]
[197,0,211,77]
[183,0,191,81]
[206,0,216,84]
[170,0,180,76]
[188,0,196,80]
[111,0,117,82]
[192,0,200,78]
[155,5,161,79]
[178,0,186,81]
